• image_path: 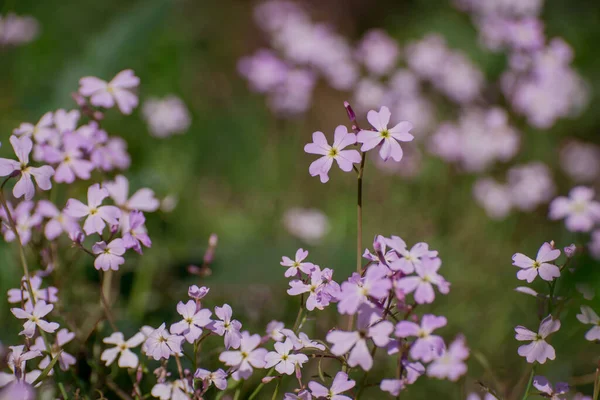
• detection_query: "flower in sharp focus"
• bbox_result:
[170,300,212,343]
[280,248,315,278]
[103,175,160,212]
[387,238,436,274]
[101,331,146,368]
[194,368,227,391]
[426,335,469,381]
[308,371,355,400]
[395,257,449,304]
[512,242,561,283]
[326,305,393,371]
[10,300,59,338]
[395,314,447,362]
[357,106,414,162]
[287,267,332,311]
[576,306,600,341]
[143,323,184,360]
[532,376,569,400]
[515,315,560,364]
[150,379,193,400]
[64,183,121,235]
[0,136,54,200]
[549,186,600,232]
[264,338,308,375]
[304,125,361,183]
[92,239,126,271]
[208,304,242,349]
[218,331,267,380]
[32,329,76,371]
[79,69,140,115]
[337,264,391,315]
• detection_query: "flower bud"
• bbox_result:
[344,101,356,123]
[564,244,576,258]
[188,285,210,300]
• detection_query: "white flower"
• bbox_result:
[101,332,146,368]
[264,339,308,375]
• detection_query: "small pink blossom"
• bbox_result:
[427,335,469,381]
[103,175,159,212]
[13,112,55,143]
[101,331,146,368]
[7,275,58,308]
[79,69,140,115]
[515,315,560,364]
[44,133,94,183]
[512,242,561,283]
[357,106,414,162]
[576,306,600,341]
[549,187,600,232]
[395,257,449,304]
[0,136,54,200]
[150,379,192,400]
[170,300,212,343]
[264,339,308,375]
[32,329,76,371]
[194,368,227,391]
[395,314,447,362]
[219,331,267,381]
[121,211,152,254]
[208,304,242,349]
[308,371,355,400]
[143,323,184,360]
[337,265,391,315]
[11,300,59,338]
[280,248,315,277]
[266,320,285,342]
[304,126,361,183]
[532,376,569,400]
[92,239,126,271]
[65,183,121,235]
[36,200,79,241]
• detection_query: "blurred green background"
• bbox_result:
[1,0,600,398]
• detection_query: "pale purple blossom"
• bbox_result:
[0,136,54,200]
[283,208,330,244]
[121,211,152,254]
[188,285,209,300]
[36,200,79,241]
[103,175,159,212]
[395,314,447,362]
[13,112,55,143]
[576,306,600,341]
[355,29,400,76]
[32,329,76,371]
[549,187,600,232]
[218,331,267,380]
[559,140,600,183]
[281,330,326,351]
[357,106,414,162]
[590,230,600,260]
[266,320,285,342]
[304,126,361,183]
[395,257,450,304]
[281,249,315,277]
[209,304,242,349]
[466,393,497,400]
[0,345,41,389]
[337,265,391,315]
[143,323,184,360]
[65,183,121,235]
[92,239,126,271]
[515,315,560,364]
[194,368,227,391]
[264,338,308,375]
[11,300,59,338]
[512,242,561,283]
[150,379,192,400]
[170,300,212,343]
[142,96,191,138]
[427,335,469,381]
[308,371,355,400]
[0,200,42,245]
[101,331,146,368]
[287,267,333,311]
[532,376,569,400]
[79,69,140,115]
[7,275,58,308]
[44,133,94,183]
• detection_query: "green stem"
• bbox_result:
[522,364,536,400]
[58,382,69,399]
[356,152,366,273]
[248,367,275,400]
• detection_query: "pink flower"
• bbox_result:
[101,331,146,368]
[357,106,414,162]
[427,335,469,381]
[0,136,54,200]
[13,112,55,143]
[103,175,159,212]
[337,265,391,315]
[467,393,497,400]
[0,200,42,245]
[281,330,325,351]
[266,320,285,342]
[264,339,308,375]
[65,183,121,235]
[287,267,334,311]
[150,379,192,400]
[513,242,561,283]
[32,329,76,371]
[380,362,424,395]
[395,257,449,304]
[143,323,184,360]
[7,275,58,308]
[209,304,242,349]
[304,126,361,183]
[280,248,315,277]
[53,109,80,135]
[219,331,267,381]
[308,371,355,400]
[576,306,600,341]
[79,69,140,115]
[0,345,42,389]
[121,211,152,254]
[387,238,435,274]
[194,368,227,391]
[92,239,126,271]
[515,315,560,364]
[44,133,94,184]
[170,300,212,343]
[36,200,79,241]
[549,187,600,232]
[532,376,569,399]
[188,285,209,300]
[395,314,447,362]
[11,300,59,338]
[326,306,393,371]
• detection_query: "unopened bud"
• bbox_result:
[344,101,356,122]
[136,366,143,383]
[564,244,576,258]
[262,376,277,384]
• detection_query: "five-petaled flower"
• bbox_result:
[515,315,560,364]
[357,106,414,162]
[532,376,569,400]
[427,335,469,381]
[304,125,361,183]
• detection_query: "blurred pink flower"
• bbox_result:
[549,186,600,232]
[79,69,140,115]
